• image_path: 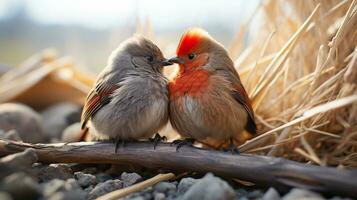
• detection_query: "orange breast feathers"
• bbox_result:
[169,70,210,99]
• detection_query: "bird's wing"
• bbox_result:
[81,82,119,129]
[232,83,257,135]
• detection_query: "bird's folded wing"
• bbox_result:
[232,84,257,135]
[81,83,119,129]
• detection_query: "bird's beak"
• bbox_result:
[168,57,185,65]
[160,59,173,67]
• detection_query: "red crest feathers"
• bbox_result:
[176,28,210,56]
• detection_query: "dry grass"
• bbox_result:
[1,0,356,168]
[232,0,357,167]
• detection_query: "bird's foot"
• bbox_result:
[223,143,240,155]
[149,133,167,149]
[114,138,136,153]
[171,138,195,152]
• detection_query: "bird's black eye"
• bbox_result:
[188,53,196,60]
[146,56,154,62]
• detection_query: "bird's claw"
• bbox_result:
[223,143,240,155]
[171,138,195,151]
[149,133,167,149]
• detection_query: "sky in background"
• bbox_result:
[0,0,260,30]
[0,0,261,71]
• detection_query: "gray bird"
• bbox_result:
[80,36,172,148]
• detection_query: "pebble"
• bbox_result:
[262,187,280,200]
[37,164,73,182]
[282,188,325,200]
[47,191,86,200]
[41,102,81,139]
[121,172,143,187]
[61,122,82,142]
[181,173,235,200]
[95,173,113,183]
[177,177,198,195]
[153,192,166,200]
[88,179,123,199]
[0,172,42,200]
[0,148,38,167]
[0,103,44,142]
[74,172,97,188]
[42,178,82,197]
[153,182,176,193]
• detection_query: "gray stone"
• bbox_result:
[121,172,143,187]
[95,173,113,183]
[128,197,145,200]
[282,188,325,200]
[41,102,81,139]
[0,172,42,200]
[0,103,44,142]
[262,187,280,200]
[0,129,22,141]
[181,173,235,200]
[153,192,166,200]
[246,190,264,199]
[88,179,123,199]
[177,177,198,194]
[48,191,86,200]
[74,172,97,187]
[37,164,73,182]
[84,185,94,193]
[0,148,38,167]
[0,192,13,200]
[43,178,82,197]
[235,188,249,198]
[61,122,82,142]
[153,182,176,193]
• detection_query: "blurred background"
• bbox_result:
[0,0,260,72]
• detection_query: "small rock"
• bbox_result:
[246,190,264,199]
[153,182,176,193]
[88,179,123,199]
[61,122,82,142]
[95,173,113,183]
[177,177,198,194]
[128,197,145,200]
[0,148,38,167]
[0,129,22,141]
[153,192,166,200]
[37,164,73,182]
[0,172,41,200]
[282,188,325,200]
[235,188,249,197]
[0,192,13,200]
[43,178,82,197]
[181,173,235,200]
[41,102,81,139]
[0,103,44,143]
[84,185,94,193]
[262,187,280,200]
[74,172,97,188]
[121,172,143,187]
[48,191,86,200]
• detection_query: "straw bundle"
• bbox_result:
[234,0,357,167]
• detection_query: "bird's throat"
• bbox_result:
[169,69,210,99]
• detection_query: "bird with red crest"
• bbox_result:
[168,28,256,151]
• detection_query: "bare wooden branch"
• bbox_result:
[0,139,357,198]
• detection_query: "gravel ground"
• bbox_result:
[0,103,353,200]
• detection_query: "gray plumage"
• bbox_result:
[81,36,170,140]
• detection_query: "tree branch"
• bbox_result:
[0,139,356,198]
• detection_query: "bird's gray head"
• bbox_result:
[109,35,172,74]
